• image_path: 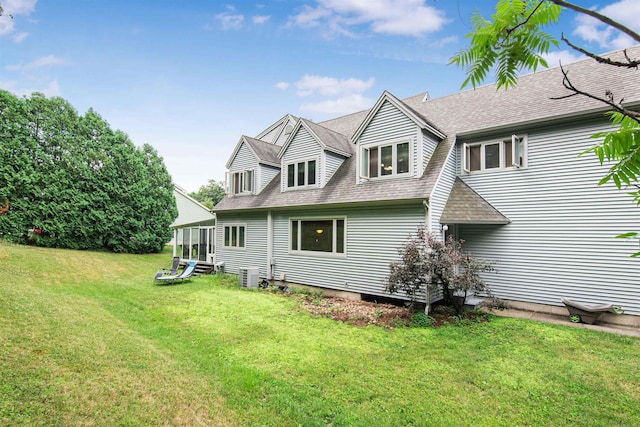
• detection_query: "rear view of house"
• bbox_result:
[214,46,640,324]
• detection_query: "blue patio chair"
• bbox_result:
[154,261,197,284]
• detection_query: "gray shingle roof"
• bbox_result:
[298,118,353,156]
[215,46,640,213]
[243,136,280,166]
[441,178,510,224]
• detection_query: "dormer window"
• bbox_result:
[463,135,526,173]
[286,159,317,188]
[360,141,410,179]
[227,170,254,195]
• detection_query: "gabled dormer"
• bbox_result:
[352,91,445,183]
[254,114,298,146]
[278,118,352,192]
[225,136,281,196]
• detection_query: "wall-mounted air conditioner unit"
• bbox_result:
[239,267,259,288]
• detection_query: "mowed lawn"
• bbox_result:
[1,242,639,426]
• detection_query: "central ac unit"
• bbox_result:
[239,267,259,288]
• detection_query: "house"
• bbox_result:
[171,185,216,263]
[214,46,640,324]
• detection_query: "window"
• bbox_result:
[286,159,317,188]
[227,170,254,195]
[223,224,245,249]
[361,141,410,179]
[463,135,525,173]
[290,218,346,255]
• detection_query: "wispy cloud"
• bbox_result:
[216,6,244,30]
[288,0,449,38]
[278,74,375,115]
[0,0,37,37]
[572,0,640,50]
[6,54,66,71]
[252,15,270,24]
[12,31,28,43]
[541,50,582,67]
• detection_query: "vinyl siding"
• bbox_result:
[271,204,426,299]
[428,142,457,239]
[258,164,279,193]
[281,127,322,191]
[358,100,420,177]
[229,143,256,172]
[422,131,439,171]
[324,151,345,186]
[457,120,640,315]
[215,212,268,277]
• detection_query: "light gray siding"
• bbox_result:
[422,131,439,172]
[323,151,345,186]
[429,143,457,239]
[281,127,322,191]
[258,164,279,193]
[458,120,640,315]
[271,204,426,298]
[215,212,269,277]
[229,142,256,172]
[358,100,420,177]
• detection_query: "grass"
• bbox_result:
[1,241,639,426]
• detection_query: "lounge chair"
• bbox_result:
[155,261,197,284]
[155,256,181,278]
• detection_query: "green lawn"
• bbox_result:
[1,242,639,426]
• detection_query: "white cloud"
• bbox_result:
[275,81,289,90]
[12,31,28,42]
[0,79,60,97]
[252,15,270,24]
[542,50,583,67]
[0,0,37,36]
[216,6,244,31]
[295,75,375,97]
[289,0,448,38]
[6,54,66,71]
[301,93,372,115]
[572,0,640,49]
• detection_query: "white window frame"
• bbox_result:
[462,134,527,173]
[289,217,347,257]
[360,139,411,179]
[225,169,255,195]
[223,223,246,249]
[284,158,318,189]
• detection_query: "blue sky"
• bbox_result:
[1,0,638,192]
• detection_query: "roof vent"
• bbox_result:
[422,92,430,102]
[284,124,293,135]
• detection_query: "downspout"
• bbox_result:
[422,199,432,316]
[267,210,273,280]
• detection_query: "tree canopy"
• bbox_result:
[0,90,177,253]
[450,0,640,254]
[189,180,225,209]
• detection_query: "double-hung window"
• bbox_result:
[290,218,345,255]
[361,141,410,179]
[463,135,525,173]
[227,170,254,195]
[286,159,317,188]
[223,224,245,249]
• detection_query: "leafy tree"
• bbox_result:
[386,227,495,314]
[450,0,640,255]
[0,90,177,253]
[190,180,225,208]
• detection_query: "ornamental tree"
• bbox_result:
[450,0,640,255]
[386,227,495,314]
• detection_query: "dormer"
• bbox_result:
[278,118,352,191]
[254,114,298,146]
[225,136,281,196]
[352,91,445,183]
